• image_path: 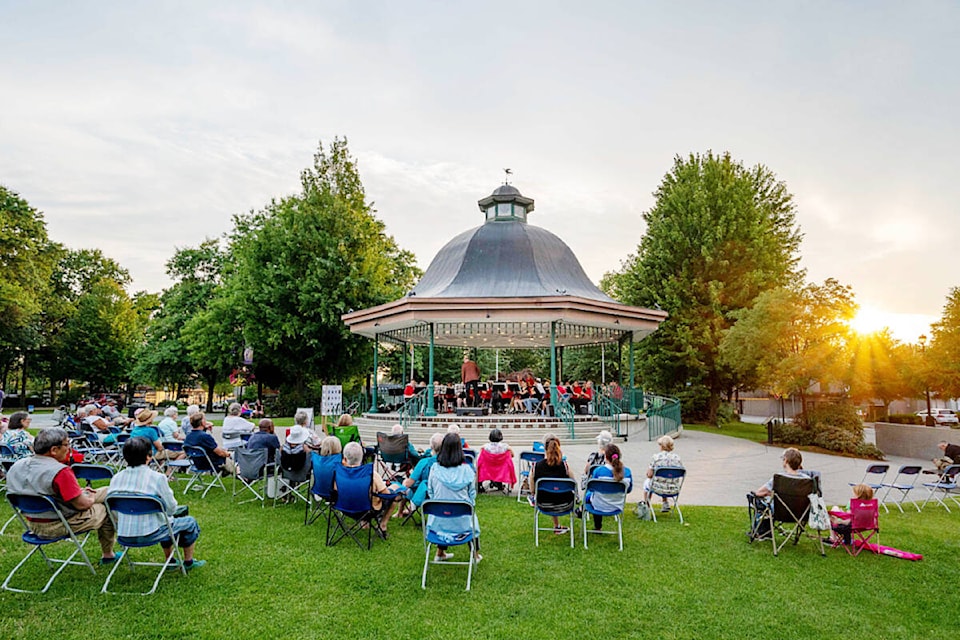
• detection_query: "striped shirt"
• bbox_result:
[107,465,178,537]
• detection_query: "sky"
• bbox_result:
[2,1,957,343]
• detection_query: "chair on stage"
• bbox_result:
[476,449,517,493]
[2,493,97,593]
[101,493,188,595]
[880,465,923,513]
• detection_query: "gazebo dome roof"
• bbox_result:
[410,185,614,302]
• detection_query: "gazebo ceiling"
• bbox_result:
[342,184,667,347]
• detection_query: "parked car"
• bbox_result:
[916,409,959,427]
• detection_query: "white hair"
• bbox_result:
[186,404,200,416]
[228,402,242,416]
[430,432,445,452]
[391,424,404,435]
[343,441,363,466]
[164,406,178,418]
[447,424,461,435]
[294,410,309,426]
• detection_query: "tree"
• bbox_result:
[719,279,855,409]
[181,296,242,411]
[929,287,960,399]
[844,329,912,413]
[603,152,803,421]
[222,138,421,396]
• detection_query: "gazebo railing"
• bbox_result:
[553,395,576,439]
[644,393,682,441]
[594,395,623,438]
[399,389,429,428]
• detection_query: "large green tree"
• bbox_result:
[221,138,421,397]
[929,287,960,399]
[603,152,803,421]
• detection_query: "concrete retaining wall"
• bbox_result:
[874,421,960,459]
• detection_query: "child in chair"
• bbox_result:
[829,483,874,545]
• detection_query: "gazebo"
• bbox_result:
[342,183,667,416]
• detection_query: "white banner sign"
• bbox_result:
[321,385,343,416]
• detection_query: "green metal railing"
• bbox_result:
[644,393,682,441]
[594,394,623,438]
[553,395,576,439]
[399,389,428,428]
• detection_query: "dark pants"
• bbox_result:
[465,380,479,407]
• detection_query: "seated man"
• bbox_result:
[390,423,422,465]
[101,399,132,427]
[247,418,281,464]
[108,436,205,570]
[129,408,185,475]
[339,441,401,535]
[934,440,960,470]
[754,447,810,498]
[183,412,236,475]
[5,428,118,564]
[80,404,114,444]
[401,432,444,508]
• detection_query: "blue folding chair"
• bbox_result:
[102,493,186,595]
[162,442,191,482]
[533,477,578,548]
[182,446,228,498]
[421,500,478,591]
[582,478,629,550]
[649,467,686,524]
[72,464,115,488]
[516,450,544,503]
[306,453,339,526]
[462,449,477,467]
[326,463,383,549]
[2,493,97,593]
[850,464,889,512]
[0,458,16,534]
[920,464,960,512]
[880,465,923,513]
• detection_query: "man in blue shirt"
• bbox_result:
[184,411,236,475]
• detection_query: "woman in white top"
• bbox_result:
[221,402,255,451]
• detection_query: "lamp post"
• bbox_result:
[919,334,934,426]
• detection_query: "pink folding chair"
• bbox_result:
[833,498,879,556]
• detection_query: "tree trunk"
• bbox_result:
[205,374,216,413]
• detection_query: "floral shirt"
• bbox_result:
[648,450,683,494]
[0,429,34,458]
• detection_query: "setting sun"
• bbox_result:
[850,305,933,343]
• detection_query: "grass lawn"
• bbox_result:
[684,420,770,443]
[0,477,954,640]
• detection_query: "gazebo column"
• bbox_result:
[371,334,379,413]
[628,335,636,413]
[425,323,437,416]
[550,321,557,406]
[401,340,406,385]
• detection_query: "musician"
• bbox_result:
[403,379,417,401]
[461,355,481,407]
[510,380,527,413]
[454,382,466,408]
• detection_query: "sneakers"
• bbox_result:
[185,559,206,571]
[473,554,483,564]
[660,502,671,513]
[554,526,569,535]
[435,551,454,562]
[99,552,123,566]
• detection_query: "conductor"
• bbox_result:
[461,355,481,407]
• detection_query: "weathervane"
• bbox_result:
[503,168,512,185]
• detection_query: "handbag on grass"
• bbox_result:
[808,493,830,531]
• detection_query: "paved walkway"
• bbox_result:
[23,412,933,508]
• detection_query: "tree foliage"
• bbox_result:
[929,287,960,399]
[602,152,803,420]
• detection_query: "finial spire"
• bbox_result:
[503,168,512,185]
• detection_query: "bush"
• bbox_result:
[773,403,884,459]
[886,413,923,425]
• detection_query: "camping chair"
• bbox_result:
[102,493,187,595]
[533,477,578,548]
[326,463,384,549]
[582,478,628,551]
[2,493,97,593]
[648,467,686,524]
[332,424,362,450]
[232,447,274,506]
[880,465,923,513]
[516,450,544,503]
[849,464,890,512]
[920,464,960,512]
[274,445,311,507]
[421,500,479,591]
[182,445,228,498]
[760,473,825,557]
[376,432,416,484]
[305,453,339,526]
[832,498,880,557]
[476,449,517,493]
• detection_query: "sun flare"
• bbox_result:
[850,305,933,343]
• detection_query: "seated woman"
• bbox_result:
[401,433,444,510]
[338,442,401,536]
[0,412,34,458]
[643,435,684,512]
[583,430,613,483]
[584,443,633,531]
[477,429,515,492]
[427,433,481,563]
[531,435,576,534]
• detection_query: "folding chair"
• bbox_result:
[332,424,362,450]
[102,493,187,595]
[2,493,97,593]
[516,450,544,503]
[462,449,477,468]
[421,500,479,591]
[920,464,960,512]
[182,446,228,498]
[832,498,880,557]
[274,448,311,508]
[305,453,339,526]
[533,477,578,548]
[163,442,192,483]
[760,474,825,557]
[326,463,383,549]
[232,448,273,506]
[0,458,15,534]
[72,464,115,488]
[880,465,923,513]
[476,449,517,493]
[648,467,686,524]
[849,464,889,512]
[376,432,416,484]
[582,478,628,551]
